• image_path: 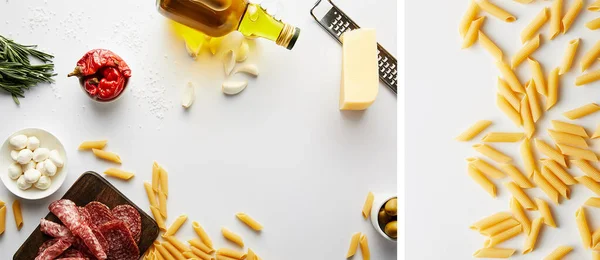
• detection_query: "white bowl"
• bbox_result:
[370,193,397,242]
[0,128,68,200]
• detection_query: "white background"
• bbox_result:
[0,0,397,259]
[407,0,600,259]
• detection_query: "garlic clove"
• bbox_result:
[223,50,236,76]
[184,35,203,60]
[10,134,28,150]
[209,37,223,55]
[233,64,259,77]
[27,136,40,151]
[236,39,249,62]
[48,149,64,168]
[222,81,248,95]
[182,82,195,109]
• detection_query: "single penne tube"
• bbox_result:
[362,192,374,219]
[550,0,563,39]
[482,132,524,142]
[577,176,600,196]
[496,95,522,126]
[473,248,516,258]
[150,206,167,231]
[154,242,176,260]
[500,164,534,188]
[190,246,212,260]
[576,207,592,249]
[181,252,196,260]
[496,61,525,93]
[521,96,536,138]
[576,69,600,86]
[152,162,160,192]
[468,165,497,197]
[581,40,600,71]
[593,124,600,139]
[497,78,520,111]
[511,34,540,69]
[0,201,5,235]
[551,120,589,137]
[456,120,493,141]
[78,140,107,150]
[544,246,573,260]
[144,182,158,208]
[541,159,577,185]
[159,166,169,197]
[163,214,188,237]
[470,212,513,231]
[557,144,598,162]
[12,200,22,230]
[546,68,559,110]
[216,254,238,260]
[346,232,361,258]
[594,229,600,248]
[155,248,166,260]
[480,218,520,236]
[523,217,544,254]
[484,225,522,248]
[504,182,536,210]
[562,0,583,33]
[535,198,557,227]
[459,0,480,37]
[587,18,600,30]
[559,39,580,75]
[574,159,600,182]
[585,197,600,208]
[534,171,560,204]
[510,198,531,234]
[478,0,516,22]
[521,8,549,43]
[103,168,134,180]
[92,149,122,164]
[534,139,567,167]
[221,227,244,247]
[548,129,588,148]
[359,234,370,260]
[164,236,191,253]
[528,58,547,96]
[520,139,536,178]
[216,248,247,259]
[158,190,167,219]
[467,157,505,179]
[247,249,257,260]
[473,144,512,163]
[192,222,214,249]
[462,17,485,49]
[236,213,263,231]
[189,238,215,254]
[162,241,186,260]
[478,31,503,61]
[591,0,600,11]
[525,80,542,122]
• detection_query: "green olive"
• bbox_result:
[384,198,397,216]
[378,209,390,227]
[384,221,397,238]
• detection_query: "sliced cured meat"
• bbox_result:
[35,238,71,260]
[78,207,94,228]
[56,258,88,260]
[40,219,74,241]
[58,248,87,258]
[99,220,139,260]
[84,201,115,227]
[37,239,59,256]
[112,205,141,243]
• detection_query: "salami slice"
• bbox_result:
[76,206,109,252]
[58,248,87,258]
[40,219,75,241]
[111,205,141,243]
[56,258,88,260]
[99,220,139,260]
[37,239,59,256]
[78,207,94,228]
[35,239,71,260]
[85,201,115,227]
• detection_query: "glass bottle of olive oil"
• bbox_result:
[157,0,300,50]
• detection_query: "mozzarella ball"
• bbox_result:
[17,175,32,190]
[44,159,57,176]
[9,134,27,150]
[33,148,50,162]
[10,150,18,161]
[34,176,52,190]
[27,136,40,150]
[36,162,48,175]
[16,149,33,164]
[48,150,64,167]
[7,163,22,180]
[24,169,41,184]
[23,160,36,172]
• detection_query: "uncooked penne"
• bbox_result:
[236,213,263,231]
[190,246,212,260]
[346,232,361,258]
[247,249,257,260]
[504,182,536,210]
[557,144,598,162]
[521,96,536,138]
[594,229,600,248]
[478,0,516,22]
[0,200,5,235]
[523,218,544,254]
[189,238,215,254]
[593,124,600,139]
[581,40,600,71]
[541,159,576,185]
[482,132,524,142]
[459,0,479,37]
[559,39,580,75]
[159,166,169,197]
[576,176,600,196]
[78,140,107,150]
[163,214,188,238]
[562,0,583,33]
[551,120,589,137]
[473,248,515,258]
[510,198,531,235]
[467,157,505,179]
[12,200,22,230]
[514,0,534,3]
[150,206,167,232]
[585,197,600,208]
[484,225,522,248]
[595,251,600,260]
[362,192,374,219]
[497,78,520,111]
[468,166,497,197]
[359,234,370,260]
[534,139,566,167]
[222,227,244,247]
[528,58,547,96]
[164,235,190,253]
[162,241,186,260]
[496,61,525,93]
[480,218,520,236]
[535,198,557,227]
[158,190,167,219]
[152,162,160,192]
[576,69,600,86]
[462,17,485,49]
[576,207,592,249]
[500,164,533,188]
[103,168,134,180]
[470,212,513,231]
[587,18,600,30]
[496,94,522,127]
[511,34,540,68]
[591,0,600,11]
[473,144,512,163]
[154,242,174,260]
[548,129,588,148]
[479,31,503,61]
[550,0,563,39]
[525,80,542,122]
[544,246,573,260]
[92,149,122,164]
[192,222,214,249]
[143,182,158,208]
[534,171,560,204]
[521,139,537,178]
[521,8,549,43]
[216,248,246,259]
[546,68,560,110]
[216,254,237,260]
[456,120,493,141]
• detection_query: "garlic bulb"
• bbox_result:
[44,159,57,177]
[34,176,52,190]
[27,136,40,151]
[7,163,22,180]
[17,175,32,190]
[33,148,50,162]
[24,169,41,184]
[16,149,33,164]
[49,150,64,167]
[10,134,27,150]
[222,81,248,95]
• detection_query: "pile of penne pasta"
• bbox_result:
[143,161,265,260]
[79,140,135,180]
[458,0,600,258]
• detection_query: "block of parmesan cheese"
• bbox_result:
[340,28,379,110]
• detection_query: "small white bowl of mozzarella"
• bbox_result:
[0,128,67,200]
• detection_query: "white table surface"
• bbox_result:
[407,1,600,259]
[0,0,397,259]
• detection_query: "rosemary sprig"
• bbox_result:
[0,35,55,104]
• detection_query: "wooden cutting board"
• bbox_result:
[14,171,159,260]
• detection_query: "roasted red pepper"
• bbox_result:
[68,49,131,101]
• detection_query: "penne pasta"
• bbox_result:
[467,157,505,179]
[159,166,169,197]
[594,228,600,246]
[534,139,567,167]
[188,238,215,254]
[520,139,537,178]
[190,246,212,260]
[143,182,158,208]
[576,207,592,249]
[192,222,214,249]
[557,144,598,162]
[477,0,516,22]
[247,249,257,260]
[521,8,549,43]
[534,171,560,204]
[511,34,540,69]
[482,132,524,142]
[162,241,186,260]
[346,232,361,258]
[470,212,513,231]
[460,0,480,37]
[484,225,522,248]
[548,129,588,148]
[523,217,544,254]
[78,140,107,150]
[480,218,520,236]
[478,31,503,61]
[546,68,560,110]
[550,0,563,39]
[473,144,512,163]
[582,40,600,71]
[497,78,520,111]
[496,61,525,93]
[236,213,263,231]
[92,149,122,164]
[541,165,570,199]
[473,248,515,258]
[359,234,370,260]
[576,176,600,196]
[103,168,134,180]
[587,18,600,30]
[510,198,531,235]
[12,200,22,230]
[154,242,176,260]
[158,190,167,219]
[535,198,557,227]
[526,80,542,122]
[576,69,600,86]
[595,251,600,260]
[528,58,547,96]
[593,124,600,139]
[216,248,247,259]
[462,17,485,49]
[222,227,244,247]
[585,197,600,208]
[543,245,573,260]
[504,182,536,210]
[571,159,600,181]
[456,120,493,141]
[163,214,188,238]
[181,251,197,260]
[164,236,191,253]
[521,96,536,138]
[150,206,167,232]
[559,39,580,75]
[362,192,374,219]
[152,162,160,192]
[468,166,496,197]
[500,164,533,188]
[496,95,522,126]
[216,255,238,260]
[541,159,576,185]
[591,0,600,11]
[0,200,5,235]
[562,0,583,33]
[514,0,534,3]
[551,120,589,137]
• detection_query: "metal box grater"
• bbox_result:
[310,0,397,94]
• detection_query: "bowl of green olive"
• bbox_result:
[370,194,397,242]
